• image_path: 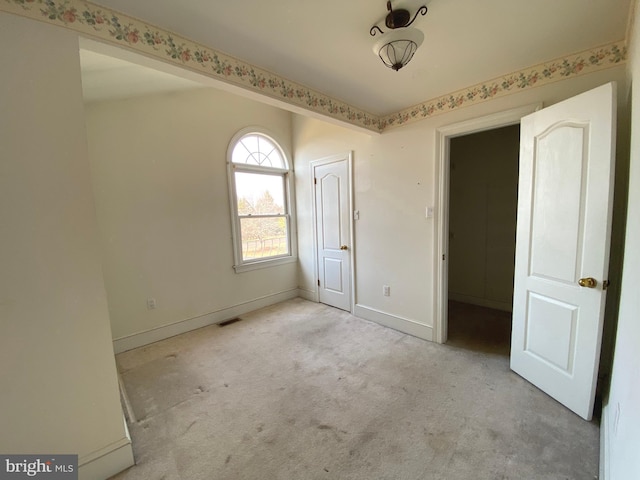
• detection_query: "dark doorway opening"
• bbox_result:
[446,124,520,355]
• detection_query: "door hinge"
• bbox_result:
[442,254,446,261]
[603,280,610,290]
[318,279,320,287]
[314,178,317,185]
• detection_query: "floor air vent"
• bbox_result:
[218,317,241,327]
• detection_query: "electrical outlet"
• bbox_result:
[383,285,390,296]
[147,297,157,310]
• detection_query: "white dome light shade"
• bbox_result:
[372,27,424,71]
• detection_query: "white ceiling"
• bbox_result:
[84,0,631,115]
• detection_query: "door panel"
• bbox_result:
[323,258,344,292]
[511,82,616,420]
[314,156,352,311]
[320,174,342,249]
[530,123,587,283]
[525,293,578,373]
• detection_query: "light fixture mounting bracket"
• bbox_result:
[370,1,428,36]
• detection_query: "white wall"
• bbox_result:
[448,125,520,311]
[85,88,297,348]
[601,3,640,477]
[0,13,133,478]
[294,65,628,341]
[2,10,635,479]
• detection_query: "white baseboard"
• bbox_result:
[354,304,433,342]
[600,403,609,480]
[118,374,136,424]
[297,287,318,302]
[448,293,512,312]
[78,436,134,480]
[113,289,299,353]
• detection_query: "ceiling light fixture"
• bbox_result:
[370,1,428,72]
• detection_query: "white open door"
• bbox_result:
[511,82,616,420]
[313,154,352,312]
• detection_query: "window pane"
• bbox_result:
[235,172,285,215]
[240,217,289,260]
[232,134,285,168]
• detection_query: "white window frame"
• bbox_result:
[227,127,297,273]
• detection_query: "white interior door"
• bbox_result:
[511,82,616,420]
[313,155,352,311]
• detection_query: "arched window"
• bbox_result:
[227,128,296,272]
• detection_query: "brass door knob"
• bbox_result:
[340,245,348,250]
[578,277,597,288]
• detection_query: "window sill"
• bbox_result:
[233,255,297,273]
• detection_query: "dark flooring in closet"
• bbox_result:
[447,300,512,356]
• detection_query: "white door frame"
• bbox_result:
[433,104,541,344]
[311,152,355,313]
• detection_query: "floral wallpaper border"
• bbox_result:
[0,0,628,133]
[381,41,627,129]
[1,0,380,131]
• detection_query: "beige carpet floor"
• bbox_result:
[110,298,598,480]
